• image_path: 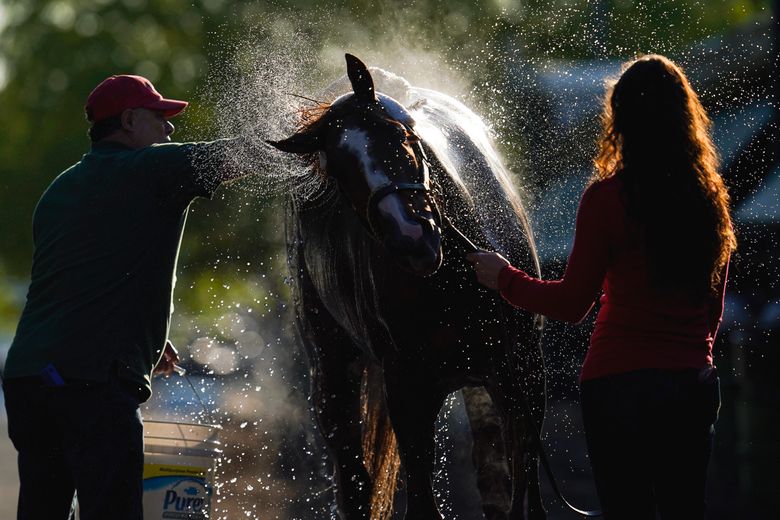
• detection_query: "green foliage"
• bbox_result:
[499,0,772,59]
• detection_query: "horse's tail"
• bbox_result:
[362,362,400,520]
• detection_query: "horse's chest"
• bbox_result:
[297,212,508,360]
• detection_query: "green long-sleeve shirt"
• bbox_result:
[4,139,235,401]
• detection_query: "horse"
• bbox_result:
[269,54,547,520]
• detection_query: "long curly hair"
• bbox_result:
[594,54,736,296]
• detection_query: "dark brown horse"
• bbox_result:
[269,54,546,520]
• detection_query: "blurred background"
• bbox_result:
[0,1,777,518]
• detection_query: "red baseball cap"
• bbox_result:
[85,74,188,123]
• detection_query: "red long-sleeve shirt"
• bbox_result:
[498,175,727,382]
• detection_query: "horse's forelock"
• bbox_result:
[297,101,331,132]
[291,102,332,176]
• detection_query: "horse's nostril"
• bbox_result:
[415,216,439,235]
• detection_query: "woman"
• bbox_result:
[467,54,736,519]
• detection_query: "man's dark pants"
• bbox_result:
[3,377,144,520]
[581,367,720,520]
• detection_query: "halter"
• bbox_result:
[350,129,442,243]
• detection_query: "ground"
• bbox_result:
[0,394,18,519]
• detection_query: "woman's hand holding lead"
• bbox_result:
[466,251,510,290]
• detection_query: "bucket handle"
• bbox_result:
[173,365,217,425]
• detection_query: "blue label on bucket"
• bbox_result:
[143,465,212,520]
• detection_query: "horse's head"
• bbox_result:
[270,54,443,277]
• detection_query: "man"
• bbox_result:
[2,74,250,519]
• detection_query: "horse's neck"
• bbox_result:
[420,114,537,268]
[425,147,485,247]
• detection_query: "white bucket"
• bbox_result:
[142,420,221,520]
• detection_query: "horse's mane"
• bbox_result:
[293,67,540,274]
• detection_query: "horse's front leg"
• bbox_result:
[462,385,511,520]
[486,344,547,520]
[295,293,372,517]
[310,345,372,519]
[385,361,447,520]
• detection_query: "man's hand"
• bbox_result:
[466,251,511,291]
[153,340,180,377]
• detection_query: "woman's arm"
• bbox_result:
[468,182,612,323]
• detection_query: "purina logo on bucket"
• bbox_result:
[164,484,206,513]
[143,465,213,520]
[160,480,208,519]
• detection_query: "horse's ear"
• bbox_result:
[345,53,376,102]
[266,129,321,154]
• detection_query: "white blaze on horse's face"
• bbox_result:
[338,127,423,241]
[338,128,385,191]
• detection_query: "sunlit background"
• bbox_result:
[0,1,777,518]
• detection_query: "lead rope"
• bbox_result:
[441,213,602,518]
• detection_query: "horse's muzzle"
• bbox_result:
[384,224,442,277]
